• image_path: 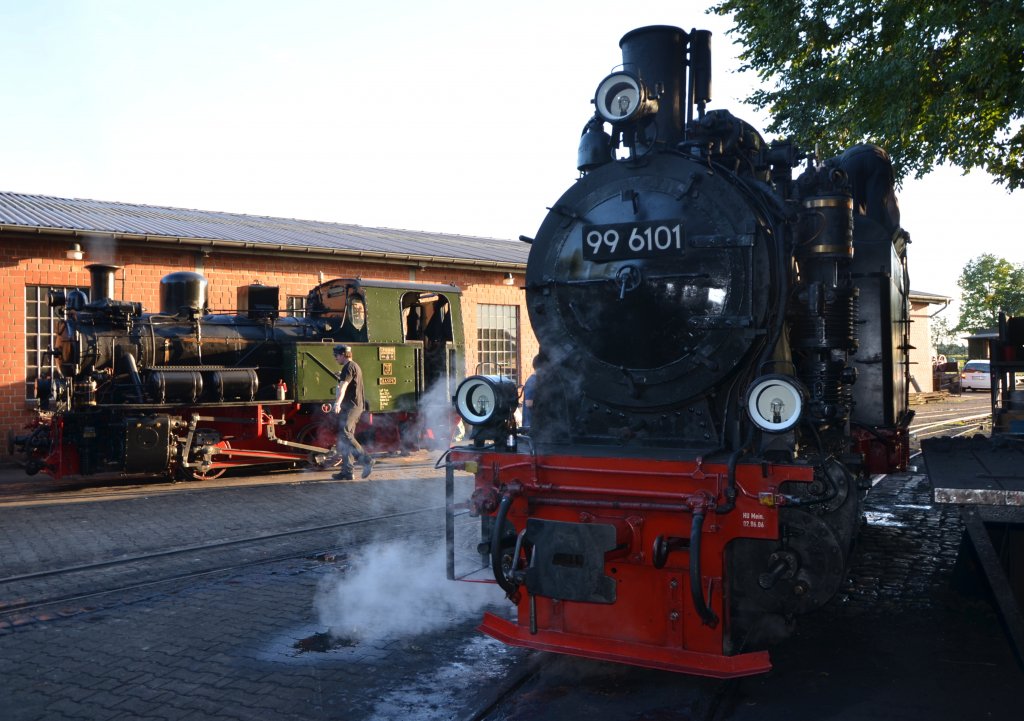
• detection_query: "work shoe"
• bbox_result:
[361,457,375,479]
[332,471,354,480]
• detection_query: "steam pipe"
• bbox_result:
[689,509,719,627]
[121,350,145,403]
[490,495,519,595]
[714,448,740,515]
[531,497,693,513]
[689,29,712,121]
[716,427,753,515]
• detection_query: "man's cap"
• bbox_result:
[333,344,351,355]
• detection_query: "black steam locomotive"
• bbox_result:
[448,25,911,676]
[13,264,464,480]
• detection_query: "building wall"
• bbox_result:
[0,234,535,463]
[909,300,936,393]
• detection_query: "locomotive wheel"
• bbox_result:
[181,440,231,481]
[184,465,226,481]
[295,423,341,470]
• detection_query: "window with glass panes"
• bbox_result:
[476,304,519,382]
[25,285,87,401]
[285,295,307,317]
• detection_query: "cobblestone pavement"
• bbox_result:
[0,461,528,721]
[1,458,1020,720]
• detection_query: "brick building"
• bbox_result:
[0,192,533,463]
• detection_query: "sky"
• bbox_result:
[2,0,1021,322]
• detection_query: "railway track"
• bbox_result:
[469,655,742,721]
[0,502,445,625]
[909,395,991,448]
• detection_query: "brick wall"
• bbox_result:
[461,279,538,382]
[0,234,535,464]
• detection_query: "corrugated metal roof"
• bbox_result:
[0,191,529,266]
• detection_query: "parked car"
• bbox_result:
[961,359,992,391]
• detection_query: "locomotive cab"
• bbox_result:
[307,279,369,342]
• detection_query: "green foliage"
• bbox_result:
[710,0,1024,189]
[956,253,1024,332]
[932,315,967,357]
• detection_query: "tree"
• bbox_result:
[956,254,1024,332]
[710,1,1024,189]
[931,315,966,359]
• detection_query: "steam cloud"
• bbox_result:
[313,377,503,642]
[314,539,503,643]
[84,235,118,265]
[408,377,462,449]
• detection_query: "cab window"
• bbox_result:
[348,296,366,331]
[402,292,452,343]
[342,292,368,341]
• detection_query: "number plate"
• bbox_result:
[582,221,685,262]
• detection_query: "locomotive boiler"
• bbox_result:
[447,25,911,677]
[13,264,463,480]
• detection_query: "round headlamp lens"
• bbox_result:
[746,375,806,433]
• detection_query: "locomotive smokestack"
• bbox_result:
[619,25,688,147]
[86,263,119,302]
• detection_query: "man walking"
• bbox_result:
[331,344,374,480]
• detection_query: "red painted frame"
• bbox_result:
[450,448,815,677]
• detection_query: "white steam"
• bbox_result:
[84,235,119,265]
[314,539,504,643]
[410,378,461,449]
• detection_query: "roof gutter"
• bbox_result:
[929,299,951,318]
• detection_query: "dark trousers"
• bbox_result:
[336,405,368,473]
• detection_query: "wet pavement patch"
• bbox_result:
[293,630,358,653]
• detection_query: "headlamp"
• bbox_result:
[455,375,518,426]
[593,71,657,125]
[453,375,519,446]
[745,375,807,433]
